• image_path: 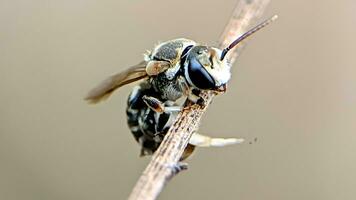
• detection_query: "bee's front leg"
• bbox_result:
[190,84,227,107]
[190,89,206,107]
[142,95,181,113]
[184,93,206,108]
[177,77,206,107]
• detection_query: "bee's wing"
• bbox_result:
[85,61,148,104]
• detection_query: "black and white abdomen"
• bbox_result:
[126,81,177,156]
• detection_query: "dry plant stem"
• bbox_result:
[128,0,271,199]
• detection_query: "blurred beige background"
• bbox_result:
[1,0,356,199]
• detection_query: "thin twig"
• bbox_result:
[128,0,271,199]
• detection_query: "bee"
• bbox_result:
[85,16,276,159]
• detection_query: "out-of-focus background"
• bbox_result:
[1,0,355,199]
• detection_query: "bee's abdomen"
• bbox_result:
[126,82,169,156]
[126,85,145,141]
[126,81,192,159]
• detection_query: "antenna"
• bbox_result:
[220,15,278,61]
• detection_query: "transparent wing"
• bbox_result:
[85,61,148,104]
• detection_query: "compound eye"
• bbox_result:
[187,57,216,90]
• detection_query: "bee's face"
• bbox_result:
[183,46,231,90]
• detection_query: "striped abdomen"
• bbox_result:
[126,81,176,156]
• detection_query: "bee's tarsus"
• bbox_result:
[167,162,188,178]
[196,97,206,108]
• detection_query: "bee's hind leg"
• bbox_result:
[189,133,244,147]
[142,95,181,113]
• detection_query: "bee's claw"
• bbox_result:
[185,95,206,109]
[167,162,188,179]
[196,97,206,108]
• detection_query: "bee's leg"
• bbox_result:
[185,90,205,107]
[177,77,205,107]
[145,60,171,76]
[191,89,206,107]
[167,162,188,180]
[142,95,181,113]
[189,132,244,147]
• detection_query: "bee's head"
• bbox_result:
[182,45,231,90]
[182,15,278,90]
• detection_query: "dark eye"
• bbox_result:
[187,57,216,89]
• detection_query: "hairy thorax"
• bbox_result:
[150,72,184,101]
